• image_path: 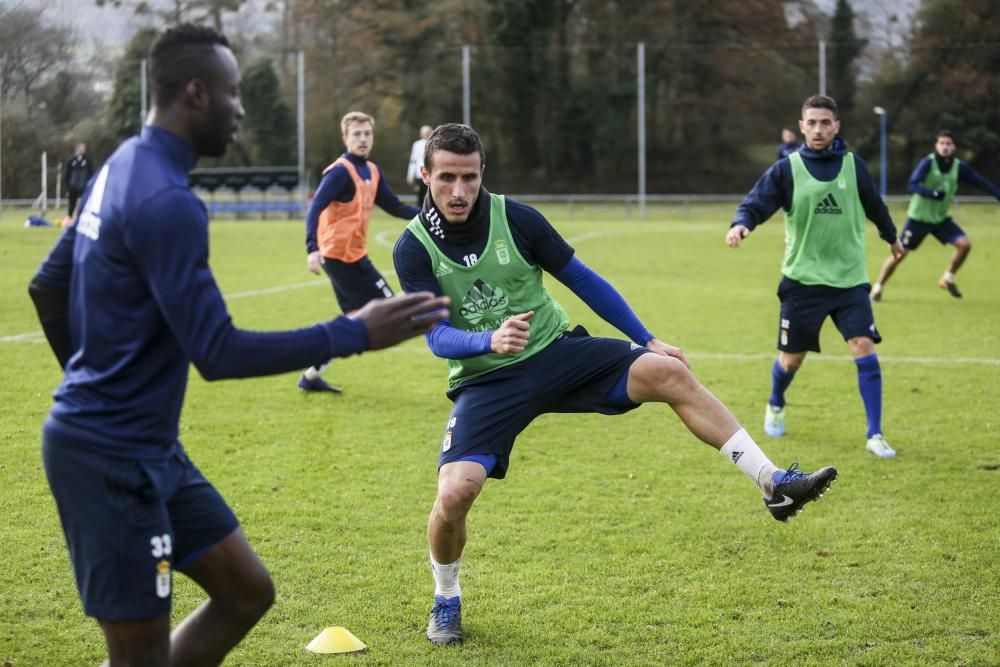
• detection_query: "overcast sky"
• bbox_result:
[29,0,922,62]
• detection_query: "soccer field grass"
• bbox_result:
[1,202,998,665]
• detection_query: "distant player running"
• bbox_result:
[395,123,838,647]
[870,130,1000,301]
[727,95,905,459]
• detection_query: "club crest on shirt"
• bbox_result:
[494,239,511,265]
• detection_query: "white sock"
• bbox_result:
[430,554,461,598]
[943,271,956,283]
[719,428,778,497]
[303,364,327,380]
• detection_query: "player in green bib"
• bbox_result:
[870,130,1000,300]
[727,95,905,459]
[394,124,838,646]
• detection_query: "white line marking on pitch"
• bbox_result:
[684,351,1000,366]
[6,230,998,367]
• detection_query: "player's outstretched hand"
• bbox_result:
[726,224,750,248]
[351,292,450,350]
[492,311,534,355]
[890,240,905,260]
[646,338,691,369]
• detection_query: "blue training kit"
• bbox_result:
[393,192,655,479]
[34,126,370,457]
[31,125,374,620]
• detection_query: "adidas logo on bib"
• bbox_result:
[814,193,842,215]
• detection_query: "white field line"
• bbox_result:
[378,346,1000,365]
[683,351,1000,366]
[6,318,999,366]
[7,229,1000,366]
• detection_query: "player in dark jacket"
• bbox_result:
[64,143,94,219]
[28,24,446,666]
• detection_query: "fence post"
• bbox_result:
[297,51,306,211]
[41,151,48,216]
[462,45,471,125]
[637,42,646,221]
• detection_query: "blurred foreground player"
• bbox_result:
[27,24,446,667]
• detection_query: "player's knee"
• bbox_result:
[847,337,875,356]
[956,236,971,251]
[639,355,697,397]
[782,359,803,373]
[228,566,275,622]
[435,481,481,522]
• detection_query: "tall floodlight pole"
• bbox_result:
[41,151,48,216]
[297,51,306,205]
[873,106,887,196]
[462,45,471,125]
[818,39,827,95]
[637,42,646,220]
[140,59,148,126]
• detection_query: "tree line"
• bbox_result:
[1,0,996,200]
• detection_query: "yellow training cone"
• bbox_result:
[305,626,367,654]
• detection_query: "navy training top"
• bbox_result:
[732,138,898,244]
[907,154,1000,201]
[393,192,654,357]
[305,152,419,254]
[34,126,369,457]
[393,195,576,293]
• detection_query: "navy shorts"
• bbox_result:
[900,217,966,250]
[322,255,394,313]
[438,327,652,479]
[42,418,239,621]
[776,277,881,353]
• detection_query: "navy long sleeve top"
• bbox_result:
[907,154,1000,201]
[33,126,370,457]
[393,195,653,359]
[305,152,419,254]
[732,138,898,244]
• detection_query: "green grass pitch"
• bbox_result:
[1,201,998,665]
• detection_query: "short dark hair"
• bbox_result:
[802,94,838,118]
[149,23,230,105]
[936,130,955,142]
[424,123,486,172]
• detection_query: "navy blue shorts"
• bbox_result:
[42,418,239,621]
[900,217,966,250]
[322,255,394,313]
[438,327,651,479]
[776,277,881,353]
